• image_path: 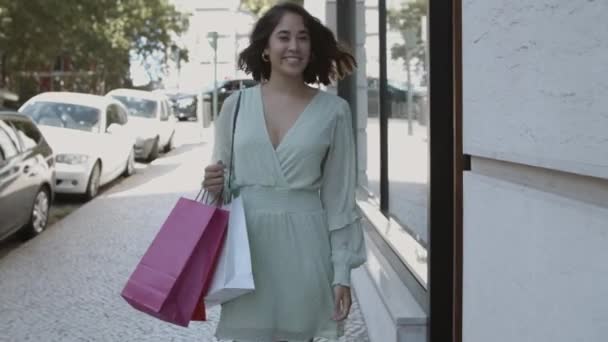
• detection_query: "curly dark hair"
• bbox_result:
[238,2,356,85]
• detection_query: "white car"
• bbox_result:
[19,92,136,200]
[105,89,176,162]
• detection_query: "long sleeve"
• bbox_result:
[321,99,367,287]
[210,92,239,201]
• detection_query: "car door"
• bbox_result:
[8,118,49,220]
[0,120,27,237]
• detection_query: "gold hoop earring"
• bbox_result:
[262,53,270,62]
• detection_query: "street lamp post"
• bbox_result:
[404,28,417,136]
[207,31,219,121]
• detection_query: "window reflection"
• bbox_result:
[365,2,381,200]
[386,0,429,245]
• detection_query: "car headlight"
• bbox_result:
[55,154,90,165]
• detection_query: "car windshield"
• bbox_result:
[111,95,157,119]
[20,101,101,132]
[176,95,195,107]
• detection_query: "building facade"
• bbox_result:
[306,0,608,341]
[168,0,256,92]
[461,1,608,341]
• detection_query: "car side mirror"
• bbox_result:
[106,123,122,134]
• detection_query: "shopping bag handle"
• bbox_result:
[195,188,222,206]
[198,92,241,207]
[226,92,242,201]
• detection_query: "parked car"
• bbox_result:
[152,89,197,122]
[0,111,55,241]
[367,77,425,119]
[202,78,258,113]
[0,88,19,110]
[106,89,176,162]
[19,92,136,200]
[171,93,198,121]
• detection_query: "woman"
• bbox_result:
[202,3,366,341]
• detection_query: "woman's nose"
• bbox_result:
[288,38,298,51]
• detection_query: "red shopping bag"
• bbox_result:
[121,193,228,327]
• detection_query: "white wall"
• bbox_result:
[463,173,608,342]
[463,0,608,179]
[463,1,608,341]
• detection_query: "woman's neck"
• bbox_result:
[264,72,308,96]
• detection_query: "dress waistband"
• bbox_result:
[237,186,322,212]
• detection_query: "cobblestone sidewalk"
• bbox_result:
[0,126,370,342]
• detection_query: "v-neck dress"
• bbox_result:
[211,85,366,342]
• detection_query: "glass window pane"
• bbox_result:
[365,2,381,200]
[387,0,429,245]
[10,120,41,150]
[0,120,19,160]
[20,101,101,132]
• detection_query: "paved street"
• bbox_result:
[366,118,429,243]
[0,122,370,342]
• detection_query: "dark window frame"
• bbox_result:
[426,0,460,341]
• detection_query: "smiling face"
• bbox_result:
[263,12,311,80]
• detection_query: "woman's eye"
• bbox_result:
[278,36,289,41]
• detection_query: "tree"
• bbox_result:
[240,0,304,17]
[387,0,428,130]
[387,0,427,72]
[0,0,189,102]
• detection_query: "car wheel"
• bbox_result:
[123,149,135,177]
[19,187,51,240]
[163,132,175,153]
[147,137,160,162]
[84,162,101,201]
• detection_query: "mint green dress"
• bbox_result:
[212,85,366,342]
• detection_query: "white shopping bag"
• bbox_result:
[204,196,255,307]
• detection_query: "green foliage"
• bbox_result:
[387,0,427,67]
[0,0,189,98]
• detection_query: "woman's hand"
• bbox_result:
[202,161,225,194]
[332,285,352,321]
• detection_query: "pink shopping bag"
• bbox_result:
[121,193,228,327]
